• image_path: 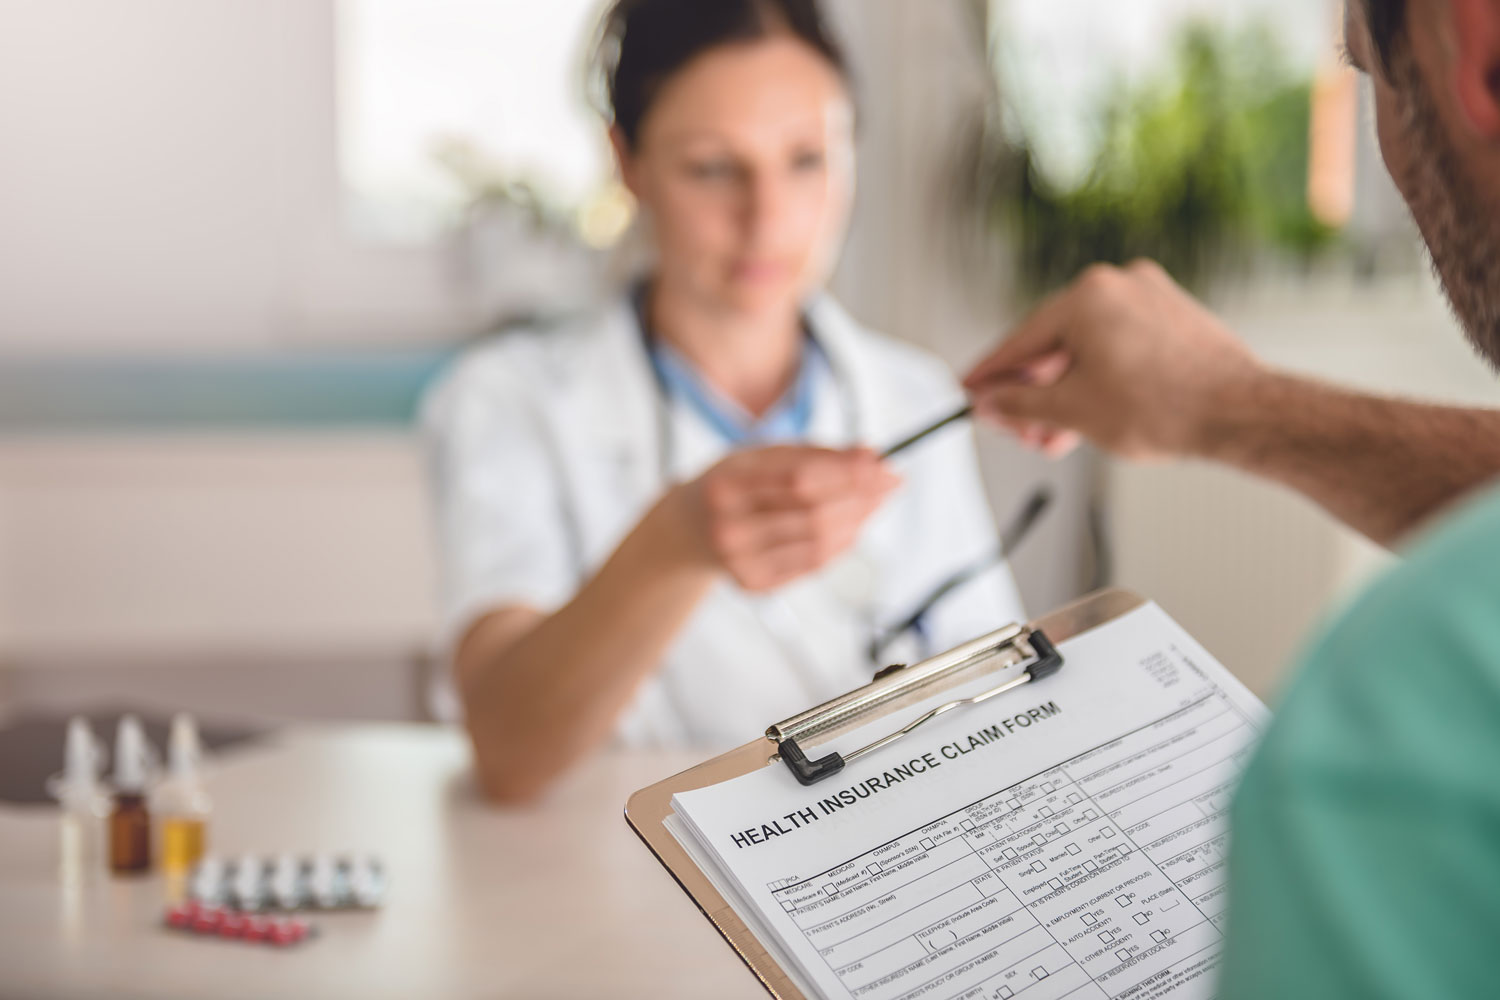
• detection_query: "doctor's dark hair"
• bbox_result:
[594,0,850,149]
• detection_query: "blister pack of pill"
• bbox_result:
[188,854,386,912]
[163,902,316,947]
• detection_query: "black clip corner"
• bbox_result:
[777,738,846,786]
[1026,628,1063,681]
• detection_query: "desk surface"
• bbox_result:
[0,725,766,1000]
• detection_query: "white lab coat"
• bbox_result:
[423,292,1025,751]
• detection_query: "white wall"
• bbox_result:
[0,0,477,354]
[0,434,440,722]
[0,435,437,658]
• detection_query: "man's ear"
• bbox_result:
[609,126,644,200]
[1450,0,1500,138]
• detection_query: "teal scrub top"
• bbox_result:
[1220,484,1500,998]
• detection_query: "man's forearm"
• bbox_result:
[1200,371,1500,546]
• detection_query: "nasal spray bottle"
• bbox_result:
[157,713,211,874]
[47,717,107,886]
[108,715,155,875]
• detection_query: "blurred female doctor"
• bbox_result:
[424,0,1025,802]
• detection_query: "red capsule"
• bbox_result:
[242,917,274,943]
[191,908,225,934]
[267,921,299,946]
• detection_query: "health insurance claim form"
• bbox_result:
[666,602,1268,1000]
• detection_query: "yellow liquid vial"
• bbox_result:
[161,816,207,873]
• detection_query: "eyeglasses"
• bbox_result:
[867,486,1052,669]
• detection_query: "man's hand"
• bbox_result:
[963,260,1264,461]
[669,446,900,592]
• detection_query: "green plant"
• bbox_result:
[984,22,1338,298]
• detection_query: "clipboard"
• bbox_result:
[625,587,1146,1000]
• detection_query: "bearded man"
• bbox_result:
[964,2,1500,994]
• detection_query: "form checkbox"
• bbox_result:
[1099,930,1114,944]
[1116,949,1132,963]
[1054,822,1069,834]
[1066,843,1081,855]
[961,819,975,831]
[1031,966,1048,981]
[997,989,1014,1000]
[1151,930,1167,943]
[823,884,838,897]
[920,837,934,850]
[782,900,796,912]
[1042,782,1055,793]
[1032,834,1047,846]
[1031,861,1046,873]
[1134,913,1149,925]
[1102,827,1116,838]
[867,862,881,875]
[1039,806,1054,817]
[1120,844,1132,856]
[1083,810,1097,820]
[1067,793,1082,804]
[1117,896,1132,908]
[1007,798,1020,810]
[1048,878,1063,890]
[1003,848,1018,860]
[1082,913,1097,926]
[1084,860,1099,871]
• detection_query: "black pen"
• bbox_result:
[880,405,975,459]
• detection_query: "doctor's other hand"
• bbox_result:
[659,446,899,593]
[962,260,1264,462]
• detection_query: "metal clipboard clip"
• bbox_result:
[767,624,1064,786]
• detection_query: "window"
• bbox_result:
[991,0,1336,188]
[337,0,617,243]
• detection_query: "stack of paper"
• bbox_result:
[668,602,1266,1000]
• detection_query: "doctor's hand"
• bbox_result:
[663,446,900,593]
[962,260,1263,461]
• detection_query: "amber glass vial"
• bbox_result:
[109,793,152,874]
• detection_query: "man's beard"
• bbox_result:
[1390,52,1500,369]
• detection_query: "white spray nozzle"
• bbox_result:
[112,714,155,794]
[47,716,105,806]
[168,713,202,779]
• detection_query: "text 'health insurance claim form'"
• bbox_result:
[668,602,1268,1000]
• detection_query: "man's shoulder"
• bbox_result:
[1269,483,1500,773]
[1406,480,1500,580]
[1330,483,1500,655]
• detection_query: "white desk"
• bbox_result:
[0,725,766,999]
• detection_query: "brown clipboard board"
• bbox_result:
[625,587,1147,1000]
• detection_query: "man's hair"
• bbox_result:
[1364,0,1407,74]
